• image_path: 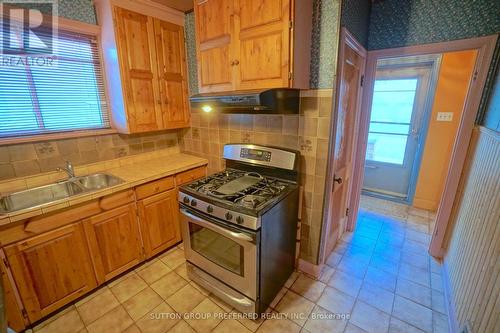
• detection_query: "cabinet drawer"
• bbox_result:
[175,166,207,186]
[135,177,174,200]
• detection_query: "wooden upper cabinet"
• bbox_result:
[234,0,291,89]
[195,0,234,93]
[194,0,311,93]
[138,188,181,258]
[96,1,191,133]
[4,223,97,322]
[155,20,191,128]
[114,7,163,133]
[83,203,143,284]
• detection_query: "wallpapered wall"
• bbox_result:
[368,0,500,130]
[309,0,340,88]
[368,0,500,50]
[340,0,371,48]
[17,0,97,24]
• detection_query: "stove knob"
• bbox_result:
[236,216,244,224]
[206,205,214,213]
[225,212,233,221]
[190,199,197,207]
[183,196,190,204]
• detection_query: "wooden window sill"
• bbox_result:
[0,129,118,146]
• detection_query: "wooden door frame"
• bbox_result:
[349,34,497,259]
[319,28,367,265]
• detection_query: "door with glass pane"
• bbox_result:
[363,66,432,200]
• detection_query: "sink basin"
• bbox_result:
[0,181,85,214]
[0,173,125,214]
[73,173,125,191]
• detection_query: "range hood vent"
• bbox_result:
[190,88,299,114]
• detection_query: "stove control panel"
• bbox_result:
[178,192,260,230]
[240,148,271,162]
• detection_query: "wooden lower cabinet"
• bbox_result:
[4,223,97,323]
[138,189,181,258]
[84,203,144,284]
[0,250,27,332]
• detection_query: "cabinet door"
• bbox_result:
[4,223,97,322]
[195,0,235,93]
[234,0,291,89]
[84,204,143,284]
[138,189,181,258]
[0,250,27,331]
[114,7,163,132]
[154,19,190,129]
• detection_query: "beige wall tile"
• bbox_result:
[283,115,299,135]
[268,115,283,133]
[0,146,10,163]
[253,115,268,132]
[318,97,333,117]
[9,143,37,161]
[34,142,59,158]
[0,164,16,180]
[300,97,320,116]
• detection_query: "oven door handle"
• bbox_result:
[180,208,255,243]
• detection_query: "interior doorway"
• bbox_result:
[343,35,497,261]
[320,33,496,268]
[363,56,440,203]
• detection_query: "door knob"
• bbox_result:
[334,177,343,185]
[233,59,239,66]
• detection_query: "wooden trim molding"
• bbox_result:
[318,27,367,265]
[0,128,117,146]
[356,34,498,259]
[94,0,185,26]
[297,259,323,278]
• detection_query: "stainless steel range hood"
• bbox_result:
[190,88,299,114]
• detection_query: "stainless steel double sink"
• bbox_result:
[0,173,125,214]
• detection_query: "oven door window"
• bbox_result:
[188,222,244,276]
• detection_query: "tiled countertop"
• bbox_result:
[0,149,207,226]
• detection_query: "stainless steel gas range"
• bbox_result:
[178,144,300,314]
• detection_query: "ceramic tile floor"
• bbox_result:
[27,196,447,333]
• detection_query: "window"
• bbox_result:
[365,79,418,165]
[0,30,109,138]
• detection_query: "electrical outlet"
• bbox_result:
[437,112,453,122]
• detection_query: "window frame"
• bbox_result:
[0,11,116,146]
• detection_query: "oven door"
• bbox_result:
[179,208,258,299]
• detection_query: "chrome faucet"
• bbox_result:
[56,160,75,179]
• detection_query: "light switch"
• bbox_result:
[437,112,453,122]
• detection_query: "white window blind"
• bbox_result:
[0,30,110,138]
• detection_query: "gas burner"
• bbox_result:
[237,195,268,208]
[197,183,218,194]
[185,168,291,211]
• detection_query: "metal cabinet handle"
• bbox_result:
[180,208,254,242]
